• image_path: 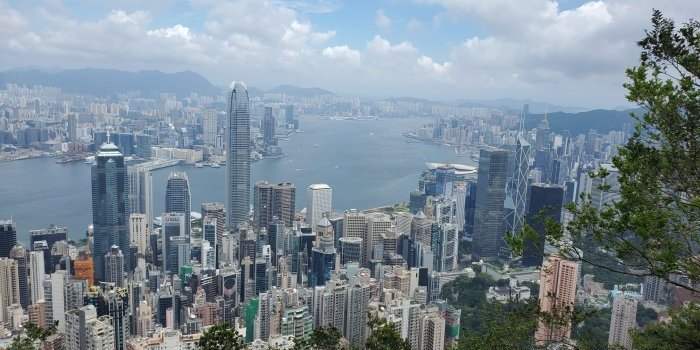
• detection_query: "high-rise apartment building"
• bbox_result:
[0,258,20,323]
[9,245,29,308]
[473,148,508,259]
[165,172,191,237]
[608,294,638,350]
[65,305,114,350]
[226,81,251,229]
[307,184,332,228]
[92,142,130,282]
[535,256,579,345]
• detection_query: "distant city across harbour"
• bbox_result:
[0,116,475,244]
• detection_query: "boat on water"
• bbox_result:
[195,163,204,168]
[209,163,221,168]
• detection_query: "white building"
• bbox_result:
[306,184,332,228]
[608,294,638,350]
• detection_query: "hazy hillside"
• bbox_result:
[526,109,640,135]
[0,68,222,98]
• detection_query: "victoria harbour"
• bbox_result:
[1,116,470,244]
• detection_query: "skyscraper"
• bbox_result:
[128,163,154,230]
[307,184,332,228]
[29,250,45,304]
[9,245,29,308]
[473,148,508,259]
[0,220,17,258]
[226,81,251,229]
[523,184,564,267]
[535,255,579,345]
[202,109,218,146]
[92,142,130,282]
[608,294,638,350]
[0,258,20,324]
[66,305,114,350]
[129,214,148,256]
[67,114,78,142]
[165,172,191,237]
[161,213,185,274]
[104,246,124,287]
[202,202,225,246]
[254,181,296,228]
[262,106,277,147]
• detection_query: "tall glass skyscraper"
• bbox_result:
[226,82,251,229]
[91,142,130,282]
[165,172,191,237]
[473,148,508,259]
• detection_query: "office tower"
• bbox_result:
[102,289,130,350]
[67,114,78,141]
[0,220,17,258]
[255,258,270,295]
[310,218,336,287]
[411,211,433,247]
[343,210,368,265]
[240,256,256,303]
[535,256,579,345]
[135,134,152,159]
[535,113,550,151]
[419,311,446,350]
[166,236,190,274]
[128,163,154,229]
[9,245,29,309]
[512,134,531,237]
[285,105,295,126]
[262,106,277,147]
[226,81,251,229]
[367,213,392,261]
[590,164,620,210]
[129,214,148,256]
[432,223,458,272]
[203,217,217,250]
[92,142,130,282]
[165,172,191,237]
[608,294,638,350]
[0,258,20,323]
[202,109,218,146]
[29,250,45,303]
[74,253,95,286]
[307,184,332,228]
[104,246,124,287]
[473,148,508,259]
[345,281,371,346]
[32,240,51,274]
[254,181,296,228]
[66,305,115,350]
[30,225,68,258]
[522,184,564,267]
[281,305,313,341]
[202,202,225,246]
[338,237,362,265]
[161,213,185,273]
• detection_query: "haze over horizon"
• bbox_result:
[2,0,699,109]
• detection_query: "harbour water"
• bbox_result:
[0,116,473,244]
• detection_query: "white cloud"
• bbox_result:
[322,45,361,64]
[0,0,699,107]
[375,9,392,30]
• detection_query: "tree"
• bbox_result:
[365,316,411,350]
[6,322,56,350]
[198,323,247,350]
[504,10,700,348]
[293,327,343,350]
[633,304,700,350]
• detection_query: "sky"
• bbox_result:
[1,0,698,108]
